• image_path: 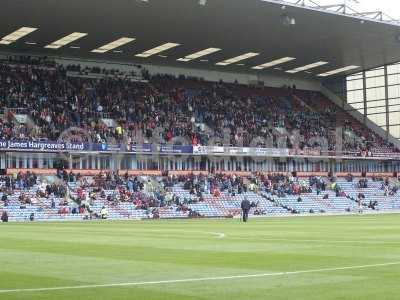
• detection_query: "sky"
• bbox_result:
[316,0,400,19]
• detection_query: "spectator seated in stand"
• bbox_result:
[358,178,368,188]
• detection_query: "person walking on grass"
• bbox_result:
[241,197,251,222]
[1,211,8,222]
[358,193,364,214]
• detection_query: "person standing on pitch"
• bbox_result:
[241,196,251,222]
[358,194,363,214]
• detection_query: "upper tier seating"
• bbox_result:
[0,57,398,155]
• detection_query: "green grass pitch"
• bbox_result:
[1,214,400,300]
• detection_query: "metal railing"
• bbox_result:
[264,0,399,25]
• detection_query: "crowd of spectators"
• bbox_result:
[1,169,400,220]
[65,172,199,216]
[0,171,69,208]
[0,172,37,191]
[0,56,397,154]
[381,178,399,197]
[260,173,313,197]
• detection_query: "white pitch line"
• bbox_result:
[231,237,400,245]
[0,261,399,294]
[208,232,226,239]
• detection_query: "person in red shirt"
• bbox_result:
[192,135,198,146]
[166,131,173,141]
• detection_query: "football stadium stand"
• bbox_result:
[1,171,400,221]
[0,1,400,223]
[0,58,397,155]
[0,55,400,222]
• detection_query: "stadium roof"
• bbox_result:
[1,0,400,79]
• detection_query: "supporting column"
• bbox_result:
[362,70,367,124]
[384,65,390,140]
